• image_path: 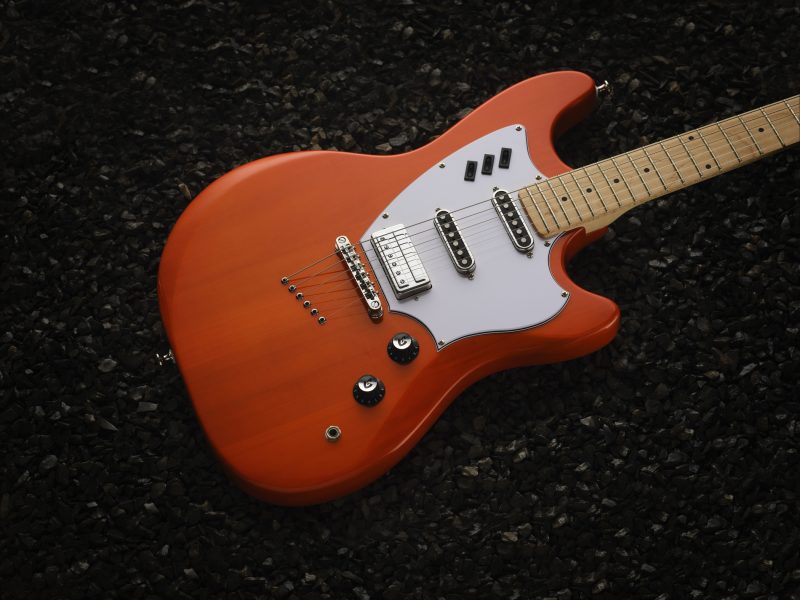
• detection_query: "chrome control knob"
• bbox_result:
[353,375,385,407]
[387,332,419,364]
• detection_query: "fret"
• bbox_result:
[695,127,722,170]
[622,152,653,202]
[673,136,703,178]
[642,146,669,191]
[736,115,763,155]
[544,179,573,225]
[583,169,610,212]
[628,146,669,195]
[744,112,784,154]
[723,117,762,161]
[589,162,623,208]
[610,157,637,204]
[521,187,551,234]
[566,171,596,216]
[759,108,786,147]
[537,184,562,228]
[658,142,686,183]
[767,102,800,146]
[682,130,719,177]
[715,122,742,163]
[521,95,798,237]
[530,184,561,230]
[785,100,800,124]
[549,175,583,221]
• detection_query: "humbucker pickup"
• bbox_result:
[434,209,476,275]
[370,224,432,300]
[492,189,534,252]
[335,235,383,321]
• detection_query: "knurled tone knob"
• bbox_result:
[387,332,419,364]
[353,374,385,407]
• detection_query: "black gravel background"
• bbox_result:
[2,1,800,598]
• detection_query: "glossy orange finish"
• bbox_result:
[158,71,620,505]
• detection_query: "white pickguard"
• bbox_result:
[363,125,568,347]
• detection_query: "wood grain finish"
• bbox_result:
[521,96,800,235]
[158,71,619,505]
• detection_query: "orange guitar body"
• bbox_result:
[158,71,620,505]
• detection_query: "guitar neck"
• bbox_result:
[521,95,800,236]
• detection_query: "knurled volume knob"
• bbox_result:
[387,332,419,364]
[353,374,385,407]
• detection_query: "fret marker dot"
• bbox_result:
[644,167,650,173]
[688,135,694,140]
[561,196,567,202]
[586,187,592,193]
[613,178,619,183]
[758,127,764,132]
[705,164,712,169]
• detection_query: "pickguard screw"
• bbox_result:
[439,163,445,168]
[515,125,522,131]
[438,340,444,346]
[492,186,499,191]
[544,241,551,247]
[382,213,389,219]
[535,175,542,180]
[468,272,475,280]
[527,251,533,258]
[561,291,569,298]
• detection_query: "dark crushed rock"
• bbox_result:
[2,1,799,599]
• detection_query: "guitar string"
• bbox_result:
[283,105,798,285]
[285,106,799,309]
[284,102,797,310]
[358,105,800,243]
[302,108,799,286]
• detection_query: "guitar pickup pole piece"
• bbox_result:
[492,189,534,252]
[434,209,476,276]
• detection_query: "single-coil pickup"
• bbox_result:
[492,189,534,253]
[335,235,383,321]
[434,209,476,276]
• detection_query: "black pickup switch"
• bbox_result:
[499,147,512,168]
[353,375,385,407]
[464,160,477,181]
[481,154,494,175]
[387,332,419,364]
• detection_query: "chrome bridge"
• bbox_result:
[370,224,432,300]
[335,235,383,321]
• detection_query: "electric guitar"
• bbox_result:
[158,71,799,505]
